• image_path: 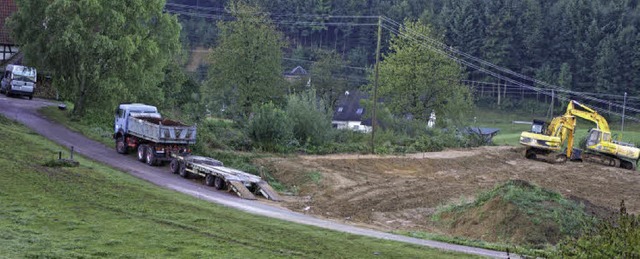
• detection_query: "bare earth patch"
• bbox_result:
[256,146,640,241]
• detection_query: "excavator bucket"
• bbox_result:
[256,181,282,201]
[228,180,257,200]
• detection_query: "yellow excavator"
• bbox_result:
[520,100,640,170]
[520,114,576,163]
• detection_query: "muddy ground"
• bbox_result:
[257,146,640,239]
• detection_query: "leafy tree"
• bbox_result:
[310,49,349,109]
[204,1,286,118]
[375,20,472,122]
[9,0,181,119]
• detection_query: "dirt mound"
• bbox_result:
[437,180,589,246]
[256,146,640,245]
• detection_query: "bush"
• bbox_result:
[192,118,252,153]
[556,201,640,258]
[247,102,294,152]
[285,89,332,146]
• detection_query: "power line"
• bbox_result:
[165,3,380,19]
[379,21,640,122]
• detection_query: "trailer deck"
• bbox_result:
[171,155,281,201]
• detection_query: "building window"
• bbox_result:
[337,107,343,112]
[356,108,363,115]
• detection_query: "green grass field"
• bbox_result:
[0,115,472,258]
[471,108,640,147]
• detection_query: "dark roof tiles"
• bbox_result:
[0,0,17,45]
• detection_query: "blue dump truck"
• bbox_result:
[113,103,196,166]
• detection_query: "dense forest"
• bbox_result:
[168,0,640,109]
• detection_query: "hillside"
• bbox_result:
[0,115,467,258]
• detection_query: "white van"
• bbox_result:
[1,64,37,100]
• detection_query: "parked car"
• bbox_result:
[1,64,37,100]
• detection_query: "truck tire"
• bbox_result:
[179,164,190,178]
[169,159,180,174]
[116,136,128,154]
[137,144,147,162]
[205,175,215,186]
[214,177,226,190]
[28,95,33,100]
[146,146,157,166]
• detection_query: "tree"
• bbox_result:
[9,0,181,119]
[310,49,349,109]
[375,20,472,123]
[204,1,286,118]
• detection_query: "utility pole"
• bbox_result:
[621,92,627,138]
[371,16,382,154]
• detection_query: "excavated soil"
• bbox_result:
[256,146,640,241]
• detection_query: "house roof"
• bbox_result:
[0,0,17,45]
[464,127,500,136]
[333,90,368,122]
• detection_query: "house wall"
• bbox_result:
[1,45,18,62]
[332,120,372,133]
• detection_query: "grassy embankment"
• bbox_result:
[0,114,471,257]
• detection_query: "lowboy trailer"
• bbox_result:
[170,154,281,201]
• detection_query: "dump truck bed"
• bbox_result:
[127,116,196,144]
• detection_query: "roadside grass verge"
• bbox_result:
[39,105,113,146]
[0,114,472,258]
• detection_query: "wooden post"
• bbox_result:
[371,16,382,154]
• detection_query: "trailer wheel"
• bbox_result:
[179,164,190,178]
[146,146,157,166]
[137,145,147,162]
[214,177,226,190]
[205,175,215,186]
[169,159,180,174]
[116,136,128,154]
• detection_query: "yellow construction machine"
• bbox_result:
[565,100,640,170]
[520,100,640,170]
[520,114,576,163]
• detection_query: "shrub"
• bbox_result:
[556,201,640,258]
[192,118,252,153]
[285,89,332,146]
[247,102,293,152]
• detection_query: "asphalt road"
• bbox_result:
[0,96,517,258]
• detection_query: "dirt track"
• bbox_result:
[260,145,640,235]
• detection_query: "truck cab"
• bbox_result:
[1,64,37,99]
[114,103,161,135]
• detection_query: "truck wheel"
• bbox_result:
[28,95,33,100]
[116,136,128,154]
[169,159,180,174]
[205,175,215,186]
[146,146,157,166]
[214,177,226,190]
[137,144,147,162]
[179,164,190,179]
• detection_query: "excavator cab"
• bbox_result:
[586,129,601,147]
[530,119,546,134]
